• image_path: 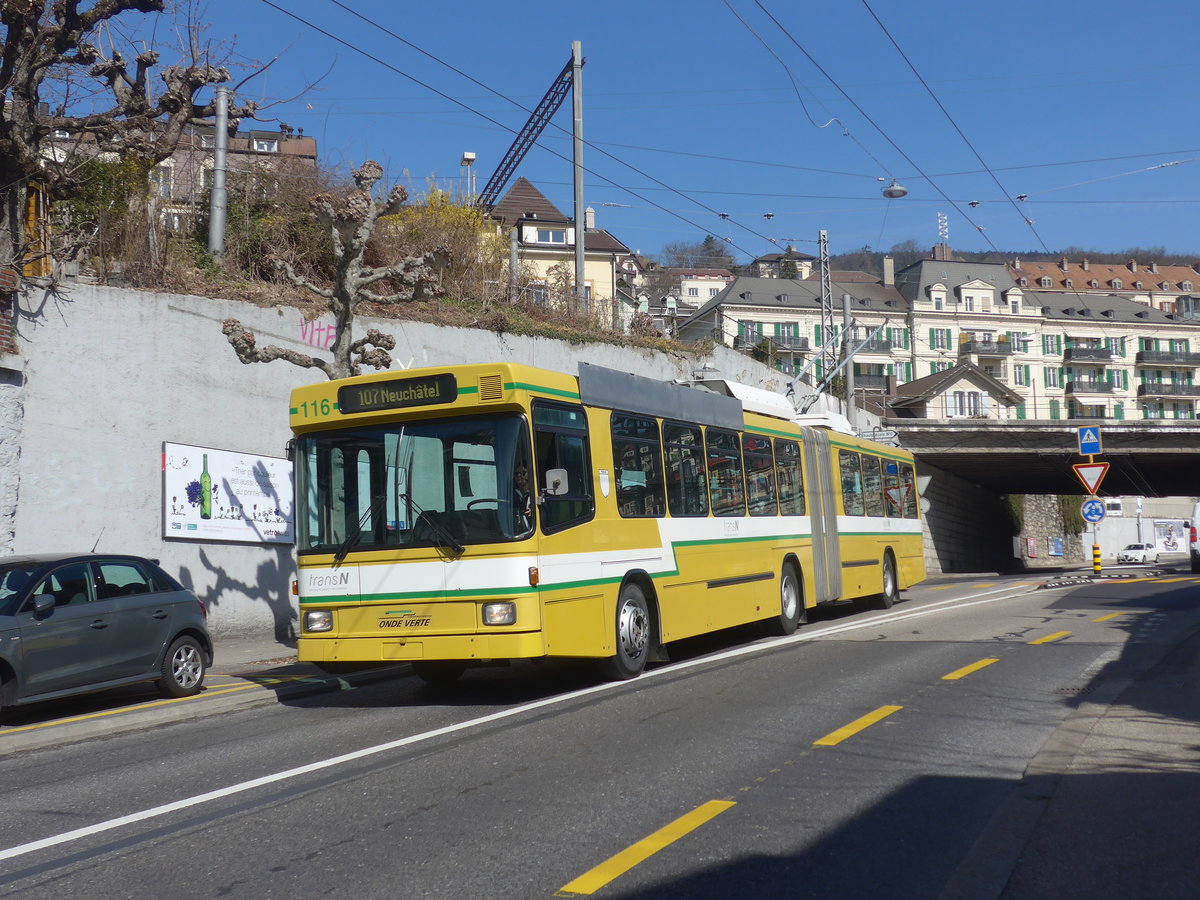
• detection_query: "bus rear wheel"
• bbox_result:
[412,660,467,685]
[872,553,899,610]
[766,563,805,636]
[600,582,651,680]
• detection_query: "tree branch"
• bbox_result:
[222,319,332,378]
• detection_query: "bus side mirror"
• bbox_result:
[543,468,569,496]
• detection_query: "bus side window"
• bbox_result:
[861,454,886,517]
[533,402,595,533]
[742,434,777,517]
[611,413,666,518]
[775,439,805,515]
[706,428,746,517]
[883,459,902,518]
[900,463,919,519]
[663,422,708,517]
[839,450,865,516]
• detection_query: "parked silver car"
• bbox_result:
[1117,543,1158,565]
[0,553,212,714]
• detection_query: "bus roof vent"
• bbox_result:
[478,373,504,402]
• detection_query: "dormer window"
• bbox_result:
[1111,279,1122,290]
[1184,281,1194,292]
[1162,282,1171,290]
[1134,281,1143,290]
[536,228,567,244]
[1089,280,1099,289]
[1039,277,1052,288]
[200,133,215,148]
[253,138,278,153]
[1019,277,1028,287]
[1064,278,1073,288]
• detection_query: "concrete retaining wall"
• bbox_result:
[1,284,787,637]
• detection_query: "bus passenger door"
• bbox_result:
[801,428,841,603]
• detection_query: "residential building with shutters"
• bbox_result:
[676,249,1200,421]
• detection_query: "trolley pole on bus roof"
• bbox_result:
[572,41,587,312]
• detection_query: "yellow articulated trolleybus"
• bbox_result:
[289,362,925,684]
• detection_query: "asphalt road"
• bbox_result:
[1,568,1197,899]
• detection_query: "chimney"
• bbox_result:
[585,206,595,230]
[1012,257,1021,270]
[1149,261,1158,274]
[1081,258,1089,271]
[882,255,895,286]
[933,243,952,261]
[1127,259,1138,273]
[1059,257,1069,272]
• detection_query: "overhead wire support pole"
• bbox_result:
[818,230,835,382]
[474,58,576,211]
[572,40,586,312]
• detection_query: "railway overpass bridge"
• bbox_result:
[888,419,1200,498]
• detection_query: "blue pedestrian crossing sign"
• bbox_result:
[1077,426,1103,456]
[1080,496,1106,523]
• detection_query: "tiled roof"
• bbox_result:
[490,177,568,229]
[1011,258,1200,293]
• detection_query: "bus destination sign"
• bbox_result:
[337,373,457,413]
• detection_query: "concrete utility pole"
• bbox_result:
[207,86,229,261]
[842,292,856,432]
[572,41,586,312]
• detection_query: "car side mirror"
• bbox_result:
[32,593,55,616]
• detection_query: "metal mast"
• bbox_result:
[475,59,577,211]
[818,230,835,381]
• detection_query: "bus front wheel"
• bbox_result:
[600,583,651,680]
[412,660,467,685]
[766,563,805,636]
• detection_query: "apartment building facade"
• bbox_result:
[678,253,1200,420]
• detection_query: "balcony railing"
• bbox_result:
[853,374,890,390]
[1064,346,1114,362]
[1137,383,1200,398]
[1065,380,1116,394]
[1136,350,1200,366]
[959,340,1014,356]
[856,339,894,355]
[775,336,811,352]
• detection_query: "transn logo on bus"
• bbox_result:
[307,572,350,588]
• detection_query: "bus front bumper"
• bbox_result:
[299,631,549,663]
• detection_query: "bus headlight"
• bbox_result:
[482,602,516,626]
[304,610,334,632]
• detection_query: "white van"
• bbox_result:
[1191,502,1200,573]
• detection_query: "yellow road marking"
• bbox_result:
[1100,577,1157,583]
[0,677,314,737]
[929,585,953,590]
[1092,612,1129,622]
[557,800,736,895]
[1152,577,1195,583]
[942,658,1000,680]
[814,705,903,747]
[1029,631,1071,645]
[972,582,997,587]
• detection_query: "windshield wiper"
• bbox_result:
[332,493,387,569]
[401,493,465,555]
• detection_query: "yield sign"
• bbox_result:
[1073,461,1109,494]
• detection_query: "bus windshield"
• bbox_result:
[295,414,534,554]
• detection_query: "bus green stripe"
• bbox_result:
[506,381,581,400]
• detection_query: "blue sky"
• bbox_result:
[182,0,1200,263]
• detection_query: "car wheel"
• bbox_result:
[600,582,651,680]
[158,635,206,698]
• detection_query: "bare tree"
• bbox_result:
[222,160,450,381]
[0,1,257,272]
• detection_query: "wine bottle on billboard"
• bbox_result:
[200,454,212,519]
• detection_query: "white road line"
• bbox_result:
[0,582,1035,865]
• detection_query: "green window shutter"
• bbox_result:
[905,361,912,381]
[815,324,822,343]
[1114,402,1124,421]
[773,322,780,337]
[1049,399,1060,420]
[1017,403,1027,420]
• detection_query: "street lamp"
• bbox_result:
[460,151,476,202]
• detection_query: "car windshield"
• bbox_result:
[294,414,534,554]
[1123,544,1145,550]
[0,564,40,615]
